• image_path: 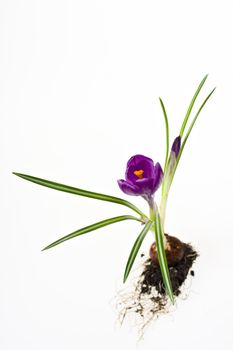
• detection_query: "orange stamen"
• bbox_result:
[134,169,144,179]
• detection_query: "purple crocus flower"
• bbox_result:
[117,155,163,201]
[171,136,181,158]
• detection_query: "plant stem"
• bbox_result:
[160,193,168,232]
[148,198,167,246]
[160,150,177,234]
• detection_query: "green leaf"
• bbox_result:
[159,97,170,173]
[180,88,216,156]
[154,211,174,304]
[170,88,216,187]
[123,220,152,283]
[180,74,208,137]
[42,215,141,251]
[12,173,147,218]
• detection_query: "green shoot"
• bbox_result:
[170,87,216,187]
[12,172,148,219]
[123,220,153,283]
[154,211,174,304]
[159,97,170,173]
[180,74,208,137]
[42,215,142,251]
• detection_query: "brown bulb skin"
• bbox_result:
[149,234,185,267]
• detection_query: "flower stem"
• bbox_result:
[160,151,176,233]
[160,193,168,232]
[148,198,167,247]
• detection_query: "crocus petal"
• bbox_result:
[117,179,141,196]
[171,136,181,158]
[153,162,164,192]
[126,155,155,183]
[135,163,163,196]
[135,178,156,196]
[118,155,163,200]
[126,154,154,168]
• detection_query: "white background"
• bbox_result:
[1,0,233,349]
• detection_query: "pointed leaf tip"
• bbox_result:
[41,215,141,251]
[12,172,147,218]
[180,74,209,137]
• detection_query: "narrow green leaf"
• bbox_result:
[170,88,216,187]
[154,211,174,303]
[180,88,216,156]
[123,220,152,283]
[180,74,208,137]
[42,215,141,251]
[12,173,147,218]
[159,97,170,173]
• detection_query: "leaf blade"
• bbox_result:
[154,211,174,303]
[42,215,141,251]
[12,172,147,218]
[180,74,208,137]
[123,220,152,283]
[159,98,170,173]
[170,88,216,187]
[180,88,216,154]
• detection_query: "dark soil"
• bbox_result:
[117,234,198,334]
[140,234,198,297]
